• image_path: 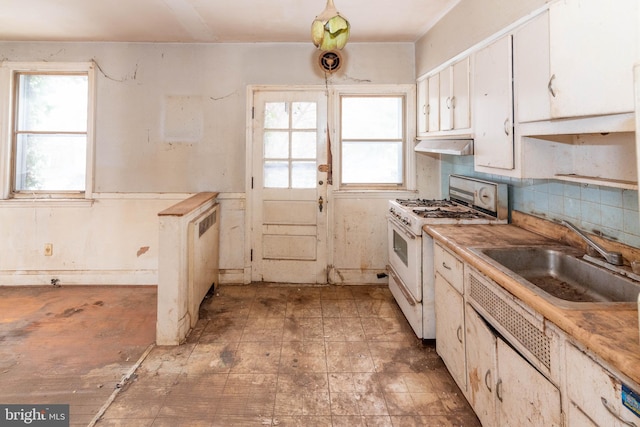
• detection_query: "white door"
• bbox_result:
[251,90,328,284]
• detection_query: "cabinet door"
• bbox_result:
[465,305,497,427]
[496,338,562,427]
[439,67,453,131]
[434,243,464,294]
[473,35,514,170]
[568,403,598,427]
[434,272,466,391]
[549,0,638,118]
[427,74,440,132]
[566,343,640,427]
[514,10,550,123]
[452,58,470,130]
[417,78,428,135]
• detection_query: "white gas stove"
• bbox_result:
[388,174,508,235]
[387,175,508,340]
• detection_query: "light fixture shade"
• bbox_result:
[311,0,350,51]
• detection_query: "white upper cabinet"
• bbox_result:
[416,57,471,137]
[451,58,471,131]
[473,35,514,170]
[516,0,638,122]
[428,73,440,133]
[514,10,550,123]
[439,66,453,131]
[417,77,428,134]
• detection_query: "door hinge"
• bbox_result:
[252,106,255,119]
[251,177,254,189]
[250,249,253,262]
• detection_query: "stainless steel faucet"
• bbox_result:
[562,220,623,266]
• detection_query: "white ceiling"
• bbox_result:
[0,0,460,44]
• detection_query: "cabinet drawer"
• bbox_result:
[434,244,464,293]
[566,343,640,426]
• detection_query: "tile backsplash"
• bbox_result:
[440,156,640,248]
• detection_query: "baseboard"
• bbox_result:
[0,270,157,286]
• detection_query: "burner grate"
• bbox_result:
[395,198,456,208]
[413,208,486,219]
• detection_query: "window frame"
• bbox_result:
[332,85,416,191]
[0,61,96,201]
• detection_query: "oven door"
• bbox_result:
[387,216,422,303]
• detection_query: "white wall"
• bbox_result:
[415,0,547,76]
[0,41,417,285]
[0,195,182,285]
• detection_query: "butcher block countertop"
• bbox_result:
[424,212,640,387]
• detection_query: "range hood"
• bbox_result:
[414,138,474,156]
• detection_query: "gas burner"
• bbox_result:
[412,208,485,219]
[395,198,456,208]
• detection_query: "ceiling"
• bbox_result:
[0,0,460,44]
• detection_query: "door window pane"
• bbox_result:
[264,131,289,158]
[264,161,289,188]
[292,161,316,188]
[291,132,316,159]
[292,102,317,129]
[264,102,289,128]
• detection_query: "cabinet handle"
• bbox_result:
[548,74,557,98]
[496,379,503,402]
[442,262,452,270]
[446,97,452,109]
[484,369,492,392]
[601,397,638,427]
[451,96,456,109]
[503,118,510,136]
[422,104,426,115]
[456,325,463,343]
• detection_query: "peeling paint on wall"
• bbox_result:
[137,246,150,257]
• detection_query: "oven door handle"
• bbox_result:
[388,216,416,240]
[387,265,418,306]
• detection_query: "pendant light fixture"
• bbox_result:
[311,0,350,51]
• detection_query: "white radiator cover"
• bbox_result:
[188,204,219,327]
[157,194,219,345]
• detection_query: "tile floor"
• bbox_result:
[96,284,480,426]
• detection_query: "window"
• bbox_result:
[2,62,95,199]
[339,94,407,188]
[263,101,318,189]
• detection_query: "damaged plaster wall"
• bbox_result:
[0,41,416,285]
[0,42,414,193]
[414,0,546,76]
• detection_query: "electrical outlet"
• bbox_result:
[44,243,53,256]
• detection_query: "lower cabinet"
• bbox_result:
[432,243,640,426]
[465,303,562,427]
[434,271,466,392]
[566,343,640,427]
[465,304,497,426]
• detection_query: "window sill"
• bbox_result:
[331,189,418,199]
[0,198,95,208]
